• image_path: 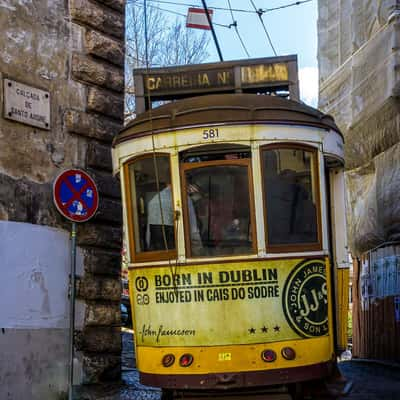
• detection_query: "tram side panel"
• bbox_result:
[328,167,350,353]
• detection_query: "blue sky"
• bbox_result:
[142,0,319,105]
[205,0,317,67]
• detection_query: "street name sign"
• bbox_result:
[4,79,50,130]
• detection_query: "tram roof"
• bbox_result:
[115,94,341,146]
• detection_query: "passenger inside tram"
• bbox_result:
[146,183,175,251]
[128,155,176,253]
[263,149,318,246]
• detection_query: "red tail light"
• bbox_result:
[179,353,194,367]
[261,349,276,362]
[162,354,175,367]
[281,347,296,360]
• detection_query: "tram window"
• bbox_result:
[125,155,175,258]
[182,161,255,257]
[181,144,251,163]
[182,151,251,163]
[262,146,320,249]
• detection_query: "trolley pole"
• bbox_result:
[68,222,77,400]
[201,0,223,61]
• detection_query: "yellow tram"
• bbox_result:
[112,60,349,399]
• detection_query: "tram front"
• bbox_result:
[112,93,349,398]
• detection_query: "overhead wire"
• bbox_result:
[226,0,250,57]
[128,0,314,33]
[249,0,278,56]
[130,0,314,61]
[264,0,313,12]
[143,0,181,288]
[141,0,313,15]
[128,0,232,28]
[146,0,254,13]
[143,0,170,254]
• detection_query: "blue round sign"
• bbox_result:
[53,169,99,222]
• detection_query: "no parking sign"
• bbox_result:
[53,168,99,400]
[53,169,99,222]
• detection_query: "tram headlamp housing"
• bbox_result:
[261,349,277,362]
[162,354,175,367]
[281,347,296,360]
[179,353,194,367]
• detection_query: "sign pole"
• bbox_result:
[53,169,99,400]
[200,0,223,61]
[68,222,77,400]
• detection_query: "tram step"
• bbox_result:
[168,390,292,400]
[171,395,292,400]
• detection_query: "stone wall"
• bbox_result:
[0,0,125,396]
[318,0,400,256]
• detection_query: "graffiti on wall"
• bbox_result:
[360,244,400,310]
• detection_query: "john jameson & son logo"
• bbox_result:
[282,260,328,338]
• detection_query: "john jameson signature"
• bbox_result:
[140,324,196,343]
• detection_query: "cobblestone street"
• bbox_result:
[120,331,161,400]
[116,332,400,400]
[338,361,400,400]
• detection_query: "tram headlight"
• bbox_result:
[162,354,175,367]
[179,353,194,367]
[281,347,296,360]
[261,349,276,363]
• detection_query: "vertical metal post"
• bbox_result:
[68,222,77,400]
[200,0,224,61]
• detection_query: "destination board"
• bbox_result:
[134,56,299,112]
[144,68,234,94]
[241,63,289,85]
[143,64,289,96]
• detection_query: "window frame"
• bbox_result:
[260,143,323,253]
[180,158,257,258]
[123,153,177,263]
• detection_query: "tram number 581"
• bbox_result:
[137,294,150,305]
[203,128,219,140]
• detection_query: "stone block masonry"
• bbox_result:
[68,0,125,388]
[70,0,124,39]
[0,0,125,397]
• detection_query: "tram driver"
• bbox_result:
[185,167,252,257]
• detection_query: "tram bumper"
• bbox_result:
[141,360,334,390]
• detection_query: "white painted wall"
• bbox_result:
[0,221,84,399]
[0,221,70,329]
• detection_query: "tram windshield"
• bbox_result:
[182,149,254,257]
[262,146,319,248]
[126,155,175,256]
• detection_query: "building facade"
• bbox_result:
[318,1,400,360]
[0,0,125,397]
